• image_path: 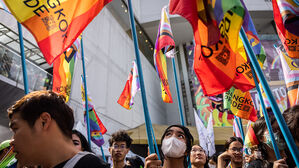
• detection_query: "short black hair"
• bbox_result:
[223,136,243,151]
[108,130,133,148]
[72,130,92,152]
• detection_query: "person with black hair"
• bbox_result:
[144,124,194,168]
[217,137,243,168]
[108,130,133,168]
[126,156,144,168]
[190,145,209,168]
[72,130,92,152]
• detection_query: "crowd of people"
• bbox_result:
[0,90,298,168]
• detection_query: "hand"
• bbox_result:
[144,153,162,168]
[217,151,234,168]
[273,158,288,168]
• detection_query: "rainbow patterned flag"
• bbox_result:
[224,87,257,122]
[52,36,81,102]
[154,6,175,103]
[169,0,245,96]
[3,0,112,64]
[244,121,259,148]
[117,61,140,109]
[272,0,299,59]
[275,44,299,106]
[233,117,242,138]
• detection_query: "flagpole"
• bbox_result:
[150,123,161,160]
[240,27,299,166]
[127,0,155,154]
[235,117,249,154]
[250,64,281,159]
[171,57,185,126]
[80,38,106,161]
[17,22,29,94]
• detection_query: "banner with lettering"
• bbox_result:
[4,0,112,64]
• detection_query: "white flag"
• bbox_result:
[207,112,216,156]
[194,109,208,154]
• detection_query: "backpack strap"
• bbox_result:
[63,151,92,168]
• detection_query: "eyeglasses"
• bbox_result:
[191,148,205,154]
[229,147,243,152]
[113,144,126,150]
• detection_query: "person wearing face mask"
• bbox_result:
[217,137,244,168]
[190,145,209,168]
[144,125,194,168]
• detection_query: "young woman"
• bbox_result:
[190,145,209,168]
[72,130,92,152]
[217,137,243,168]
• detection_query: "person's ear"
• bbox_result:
[39,112,51,130]
[108,147,112,154]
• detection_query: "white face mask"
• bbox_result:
[161,136,186,158]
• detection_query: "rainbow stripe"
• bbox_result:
[244,121,259,148]
[52,36,81,102]
[154,6,175,103]
[0,146,17,168]
[271,55,281,69]
[4,0,112,64]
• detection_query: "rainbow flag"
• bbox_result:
[224,87,257,122]
[169,0,245,96]
[233,117,242,138]
[52,36,81,102]
[117,61,140,109]
[80,77,107,146]
[154,6,175,103]
[244,121,259,148]
[272,0,299,59]
[3,0,112,64]
[275,44,299,106]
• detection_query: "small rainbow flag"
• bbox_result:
[0,146,17,168]
[244,121,259,148]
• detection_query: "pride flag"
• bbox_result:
[224,87,257,122]
[154,6,175,103]
[275,44,299,106]
[244,121,259,148]
[233,117,242,138]
[272,0,299,59]
[169,0,245,96]
[52,36,81,102]
[3,0,112,64]
[118,61,140,109]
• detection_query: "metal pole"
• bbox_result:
[150,123,161,160]
[17,22,29,94]
[250,63,281,159]
[240,27,299,166]
[127,0,155,154]
[171,57,185,126]
[236,117,249,154]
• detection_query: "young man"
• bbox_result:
[108,130,133,168]
[8,90,109,168]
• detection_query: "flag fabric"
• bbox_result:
[244,121,259,148]
[224,87,257,122]
[0,0,9,13]
[275,44,299,106]
[272,0,299,59]
[206,112,216,157]
[0,146,17,168]
[117,61,140,109]
[3,0,112,64]
[169,0,246,96]
[233,117,242,138]
[194,109,208,154]
[154,6,175,103]
[52,36,80,102]
[81,77,107,147]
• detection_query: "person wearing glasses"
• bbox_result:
[190,145,209,168]
[108,130,133,168]
[217,137,243,168]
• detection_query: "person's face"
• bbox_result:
[190,145,206,166]
[9,113,43,166]
[163,126,186,145]
[227,141,243,163]
[72,134,83,151]
[109,141,129,162]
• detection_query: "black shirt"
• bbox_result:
[53,154,109,168]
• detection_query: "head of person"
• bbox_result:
[223,137,243,164]
[281,105,299,148]
[7,90,74,166]
[161,125,194,168]
[108,130,133,163]
[126,156,144,168]
[190,145,209,168]
[72,130,92,152]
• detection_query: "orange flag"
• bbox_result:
[4,0,112,64]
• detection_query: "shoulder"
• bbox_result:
[74,154,110,168]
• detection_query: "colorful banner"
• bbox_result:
[154,6,175,103]
[52,36,80,102]
[3,0,112,64]
[244,121,259,149]
[224,87,257,122]
[272,0,299,58]
[275,43,299,106]
[117,61,140,109]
